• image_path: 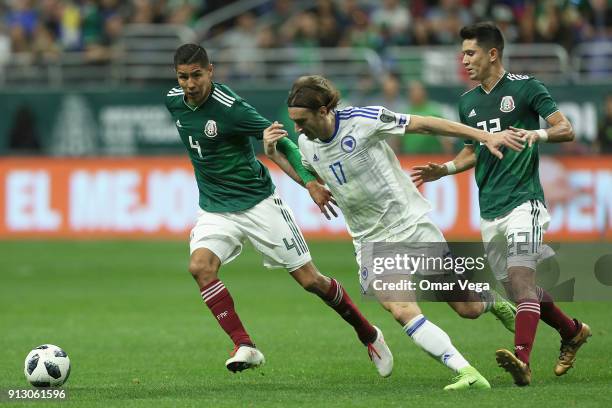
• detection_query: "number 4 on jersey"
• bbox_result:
[189,136,203,158]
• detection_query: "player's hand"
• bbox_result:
[263,122,288,156]
[411,162,447,187]
[485,129,524,159]
[306,181,338,220]
[508,126,539,147]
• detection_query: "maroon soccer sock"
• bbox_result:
[515,299,541,364]
[537,287,578,340]
[200,279,253,347]
[322,278,377,344]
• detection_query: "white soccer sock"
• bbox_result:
[403,314,470,372]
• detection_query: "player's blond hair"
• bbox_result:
[287,75,340,112]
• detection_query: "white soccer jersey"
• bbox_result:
[298,106,432,244]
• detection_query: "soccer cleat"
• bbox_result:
[554,320,591,376]
[225,344,265,373]
[489,291,517,333]
[496,349,531,386]
[366,326,393,377]
[443,366,491,390]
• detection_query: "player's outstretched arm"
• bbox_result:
[263,122,305,185]
[509,111,574,147]
[411,145,476,187]
[406,115,524,159]
[263,122,338,219]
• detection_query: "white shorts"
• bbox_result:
[356,216,449,294]
[190,193,311,272]
[481,199,552,281]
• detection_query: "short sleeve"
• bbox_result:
[458,99,474,145]
[164,87,184,115]
[164,94,176,115]
[363,106,409,140]
[526,79,558,120]
[232,100,272,139]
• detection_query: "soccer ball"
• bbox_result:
[24,344,71,388]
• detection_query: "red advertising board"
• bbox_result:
[1,156,610,240]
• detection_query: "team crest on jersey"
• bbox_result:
[500,96,515,113]
[204,120,217,138]
[341,135,356,153]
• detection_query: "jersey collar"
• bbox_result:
[182,83,214,111]
[321,111,341,144]
[480,71,507,95]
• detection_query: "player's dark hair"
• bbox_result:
[287,75,340,112]
[174,44,210,67]
[460,22,504,58]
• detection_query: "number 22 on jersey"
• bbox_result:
[476,118,501,133]
[475,118,501,145]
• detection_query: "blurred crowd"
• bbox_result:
[1,0,610,64]
[0,0,215,63]
[2,0,611,156]
[228,0,611,53]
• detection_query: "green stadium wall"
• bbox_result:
[0,85,608,155]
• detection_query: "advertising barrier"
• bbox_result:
[1,156,610,240]
[0,85,608,155]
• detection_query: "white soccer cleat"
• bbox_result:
[225,345,265,373]
[367,326,393,377]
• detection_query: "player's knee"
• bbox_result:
[188,258,219,286]
[384,302,421,324]
[452,303,481,319]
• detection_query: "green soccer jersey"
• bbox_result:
[165,83,274,212]
[459,72,558,219]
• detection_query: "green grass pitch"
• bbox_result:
[1,241,610,407]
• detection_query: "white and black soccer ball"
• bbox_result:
[24,344,71,388]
